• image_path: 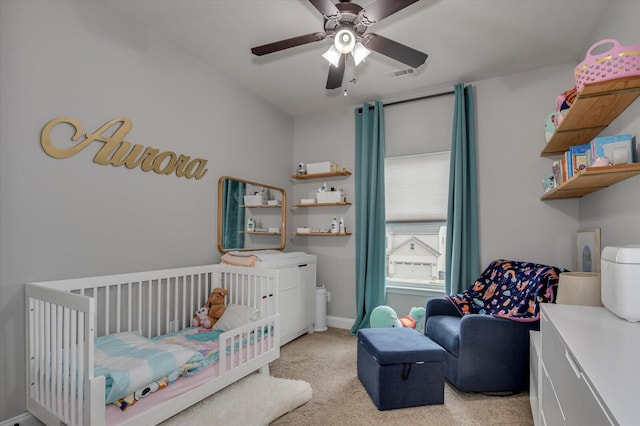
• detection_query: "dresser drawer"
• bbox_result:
[530,331,540,393]
[541,311,613,426]
[540,362,564,426]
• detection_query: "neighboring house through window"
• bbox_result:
[385,152,450,291]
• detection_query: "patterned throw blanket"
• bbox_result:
[446,259,562,322]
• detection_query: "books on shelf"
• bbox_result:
[569,143,592,176]
[543,133,635,192]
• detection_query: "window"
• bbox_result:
[385,152,450,291]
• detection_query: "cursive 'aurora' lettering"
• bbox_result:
[41,117,208,180]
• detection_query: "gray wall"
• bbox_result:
[292,1,640,321]
[475,64,579,270]
[578,1,640,247]
[0,1,293,420]
[290,107,358,325]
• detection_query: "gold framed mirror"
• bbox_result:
[217,176,286,253]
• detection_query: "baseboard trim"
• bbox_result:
[327,315,354,330]
[1,412,41,426]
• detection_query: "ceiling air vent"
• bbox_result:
[387,68,417,79]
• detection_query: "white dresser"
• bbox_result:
[531,304,640,425]
[255,253,317,346]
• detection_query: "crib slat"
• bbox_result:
[146,281,152,337]
[68,309,77,425]
[116,284,121,333]
[137,282,142,335]
[126,282,132,332]
[104,286,110,336]
[54,305,62,414]
[77,312,85,425]
[62,306,70,423]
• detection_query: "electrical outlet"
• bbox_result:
[169,320,178,332]
[326,291,331,304]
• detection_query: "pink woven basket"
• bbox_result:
[574,39,640,92]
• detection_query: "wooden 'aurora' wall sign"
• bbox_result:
[41,117,208,180]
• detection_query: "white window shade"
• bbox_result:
[385,152,450,222]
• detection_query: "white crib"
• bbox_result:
[25,264,280,426]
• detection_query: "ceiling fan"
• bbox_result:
[251,0,428,90]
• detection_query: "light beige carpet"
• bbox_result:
[270,328,534,426]
[161,373,312,426]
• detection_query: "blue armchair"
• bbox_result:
[424,259,561,393]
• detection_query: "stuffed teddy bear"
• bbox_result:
[370,305,426,333]
[192,287,228,328]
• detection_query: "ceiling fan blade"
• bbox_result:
[251,33,326,56]
[365,33,428,68]
[361,0,419,23]
[308,0,340,18]
[326,55,346,89]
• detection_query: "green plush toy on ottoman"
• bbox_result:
[369,305,426,333]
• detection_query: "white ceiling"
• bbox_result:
[110,0,610,117]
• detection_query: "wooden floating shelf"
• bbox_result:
[240,204,281,208]
[292,169,352,179]
[294,232,352,236]
[293,201,352,207]
[541,76,640,157]
[242,231,281,235]
[540,163,640,200]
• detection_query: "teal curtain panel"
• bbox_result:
[445,84,480,295]
[222,180,245,250]
[351,100,387,334]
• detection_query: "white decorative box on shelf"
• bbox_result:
[306,161,336,175]
[243,195,265,206]
[317,191,343,204]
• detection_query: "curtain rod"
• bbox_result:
[357,86,466,112]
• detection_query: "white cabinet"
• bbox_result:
[529,331,541,426]
[534,304,640,425]
[257,255,316,346]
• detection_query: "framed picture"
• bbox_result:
[576,228,601,273]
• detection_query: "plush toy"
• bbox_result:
[370,305,402,328]
[370,305,426,333]
[192,306,212,328]
[192,287,228,328]
[402,307,426,334]
[544,111,557,142]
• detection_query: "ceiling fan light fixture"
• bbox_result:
[352,42,371,66]
[322,45,342,68]
[334,28,356,54]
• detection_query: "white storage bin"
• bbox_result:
[317,191,343,204]
[306,161,334,175]
[601,245,640,322]
[243,194,265,206]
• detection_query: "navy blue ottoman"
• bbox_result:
[357,327,445,410]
